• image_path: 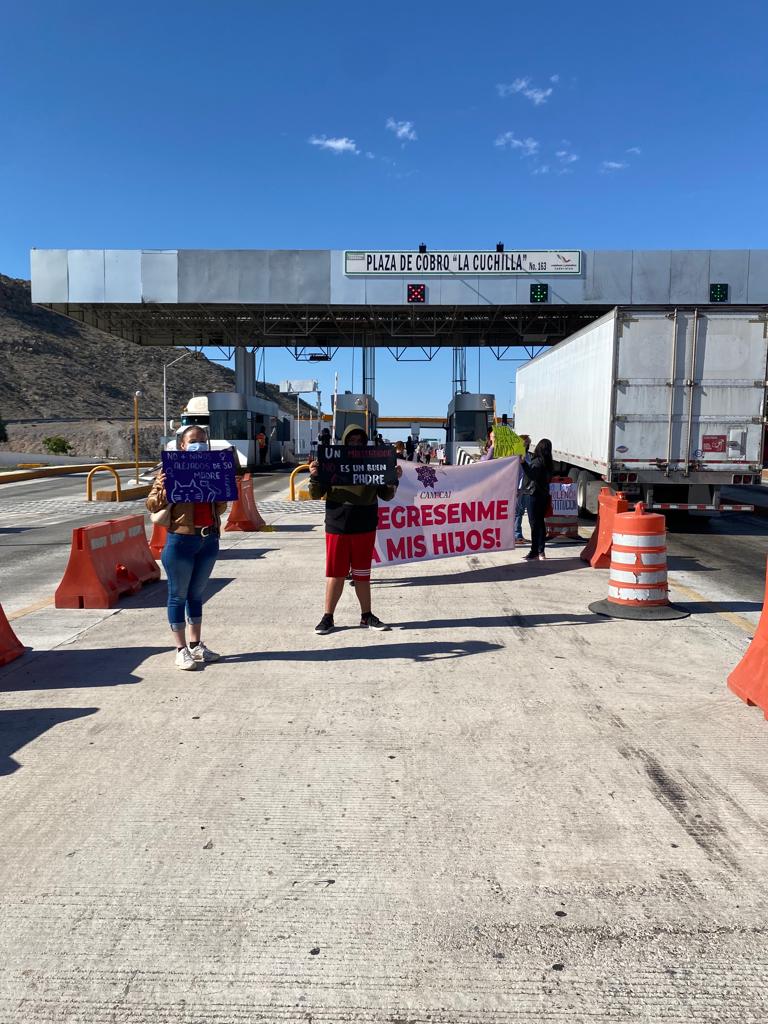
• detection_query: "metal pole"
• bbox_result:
[133,391,142,484]
[297,393,300,455]
[332,372,339,441]
[163,364,167,440]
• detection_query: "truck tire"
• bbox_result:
[574,469,598,517]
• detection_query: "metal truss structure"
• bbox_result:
[43,302,611,353]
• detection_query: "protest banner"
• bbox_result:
[374,458,520,566]
[316,445,397,487]
[161,449,238,503]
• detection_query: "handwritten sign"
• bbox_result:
[316,445,397,487]
[162,449,238,503]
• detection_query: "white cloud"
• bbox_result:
[386,117,417,142]
[550,74,560,83]
[496,77,553,105]
[308,135,359,155]
[556,149,579,164]
[365,151,375,160]
[532,164,550,175]
[601,160,628,172]
[494,131,539,156]
[626,146,642,155]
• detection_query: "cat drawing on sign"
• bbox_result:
[168,479,205,504]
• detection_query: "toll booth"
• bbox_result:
[206,392,287,468]
[332,393,379,441]
[445,393,495,464]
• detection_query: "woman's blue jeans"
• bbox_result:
[161,532,219,630]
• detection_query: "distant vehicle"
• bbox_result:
[515,307,767,513]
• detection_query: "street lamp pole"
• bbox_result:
[133,390,143,484]
[163,350,194,440]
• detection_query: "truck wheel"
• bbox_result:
[574,470,598,517]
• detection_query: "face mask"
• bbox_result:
[185,442,209,452]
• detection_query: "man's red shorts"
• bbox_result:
[325,531,376,580]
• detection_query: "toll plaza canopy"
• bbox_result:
[30,248,768,353]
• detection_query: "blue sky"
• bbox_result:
[2,0,767,424]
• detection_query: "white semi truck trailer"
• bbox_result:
[515,307,767,514]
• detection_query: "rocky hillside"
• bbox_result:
[0,275,315,458]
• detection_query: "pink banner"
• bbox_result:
[374,458,520,566]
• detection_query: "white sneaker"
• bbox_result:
[190,642,221,664]
[175,647,198,671]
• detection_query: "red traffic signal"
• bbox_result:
[407,283,426,303]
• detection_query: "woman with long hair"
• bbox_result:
[520,438,554,561]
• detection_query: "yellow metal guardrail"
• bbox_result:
[289,463,312,501]
[86,465,123,501]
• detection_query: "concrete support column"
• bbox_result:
[234,348,256,396]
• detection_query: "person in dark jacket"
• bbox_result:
[308,423,402,634]
[520,438,554,561]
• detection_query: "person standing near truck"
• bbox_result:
[520,438,554,561]
[256,427,267,465]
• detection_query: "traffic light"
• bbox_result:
[407,283,426,303]
[530,283,548,303]
[709,283,729,303]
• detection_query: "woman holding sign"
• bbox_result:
[308,423,401,635]
[146,426,229,670]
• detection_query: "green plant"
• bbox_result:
[42,436,73,455]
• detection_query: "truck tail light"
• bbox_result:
[618,473,628,482]
[628,473,638,483]
[733,474,744,484]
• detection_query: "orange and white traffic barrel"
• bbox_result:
[588,503,688,620]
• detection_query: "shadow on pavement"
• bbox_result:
[379,558,587,587]
[0,646,166,692]
[119,577,234,610]
[398,612,605,630]
[269,525,318,532]
[225,640,504,664]
[674,600,763,616]
[0,707,98,775]
[667,556,718,573]
[217,548,269,560]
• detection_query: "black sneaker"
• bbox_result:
[315,613,335,635]
[360,612,391,631]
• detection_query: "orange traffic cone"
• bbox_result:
[728,558,768,716]
[149,523,168,560]
[0,603,24,667]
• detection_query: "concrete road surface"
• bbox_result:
[1,497,767,1022]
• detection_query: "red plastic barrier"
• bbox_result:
[580,488,629,568]
[55,516,160,609]
[225,474,267,532]
[728,558,768,718]
[0,603,24,667]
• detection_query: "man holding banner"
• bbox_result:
[308,424,402,635]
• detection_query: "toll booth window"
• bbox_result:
[209,409,248,440]
[454,411,489,443]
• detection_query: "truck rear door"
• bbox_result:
[612,310,767,474]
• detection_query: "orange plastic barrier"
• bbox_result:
[149,523,168,560]
[55,515,160,609]
[580,488,629,568]
[225,474,269,533]
[589,503,688,620]
[0,603,24,667]
[545,476,580,541]
[728,558,768,716]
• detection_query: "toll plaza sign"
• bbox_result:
[344,250,581,276]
